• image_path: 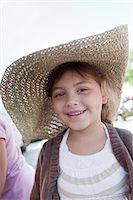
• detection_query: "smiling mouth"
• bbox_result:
[66,109,86,116]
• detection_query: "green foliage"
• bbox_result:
[124,69,133,85]
[129,51,133,61]
[128,50,133,68]
[125,51,133,85]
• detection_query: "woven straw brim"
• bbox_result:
[1,25,128,146]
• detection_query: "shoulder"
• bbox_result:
[0,116,8,139]
[38,130,66,162]
[105,122,133,141]
[115,126,133,159]
[115,126,133,142]
[105,122,133,154]
[41,129,67,150]
[0,113,14,137]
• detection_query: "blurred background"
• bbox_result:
[0,0,133,168]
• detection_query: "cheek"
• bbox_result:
[52,101,57,113]
[52,100,62,114]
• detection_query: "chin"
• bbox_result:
[69,125,89,131]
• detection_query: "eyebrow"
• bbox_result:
[53,81,90,91]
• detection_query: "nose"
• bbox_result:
[66,94,79,107]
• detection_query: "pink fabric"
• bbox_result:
[0,113,34,200]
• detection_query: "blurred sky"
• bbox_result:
[0,0,133,79]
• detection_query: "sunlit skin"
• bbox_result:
[52,71,108,155]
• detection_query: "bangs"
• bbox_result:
[46,61,106,97]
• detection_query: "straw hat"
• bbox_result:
[0,25,128,146]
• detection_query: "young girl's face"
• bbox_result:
[52,70,107,132]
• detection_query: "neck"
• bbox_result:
[69,122,105,142]
[67,122,107,155]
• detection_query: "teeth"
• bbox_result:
[69,110,84,116]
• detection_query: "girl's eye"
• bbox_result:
[53,91,65,98]
[78,88,89,93]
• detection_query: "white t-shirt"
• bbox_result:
[58,123,129,200]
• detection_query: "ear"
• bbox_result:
[102,94,108,104]
[101,88,108,104]
[100,81,108,104]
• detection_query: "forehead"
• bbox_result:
[46,62,104,97]
[53,70,95,87]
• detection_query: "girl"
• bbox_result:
[0,25,133,199]
[0,110,35,200]
[31,62,133,200]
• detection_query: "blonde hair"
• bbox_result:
[101,80,120,124]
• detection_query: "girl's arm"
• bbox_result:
[0,138,7,195]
